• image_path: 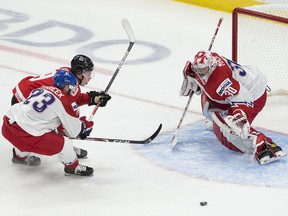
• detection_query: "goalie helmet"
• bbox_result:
[191,50,218,78]
[71,54,94,74]
[53,70,77,89]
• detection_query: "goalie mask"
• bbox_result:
[191,50,218,82]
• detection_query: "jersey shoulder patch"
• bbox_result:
[216,78,238,96]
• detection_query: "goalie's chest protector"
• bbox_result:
[196,59,240,104]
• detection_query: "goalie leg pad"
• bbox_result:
[212,112,257,154]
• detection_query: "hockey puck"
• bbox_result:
[200,201,207,206]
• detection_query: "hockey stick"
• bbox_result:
[77,123,162,144]
[170,91,194,149]
[170,17,223,150]
[88,19,136,121]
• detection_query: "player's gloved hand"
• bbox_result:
[224,109,250,139]
[79,116,94,139]
[180,61,201,96]
[87,91,111,107]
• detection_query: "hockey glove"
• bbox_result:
[87,91,111,107]
[224,109,250,139]
[180,61,201,96]
[79,116,94,139]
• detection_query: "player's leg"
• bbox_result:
[2,116,41,166]
[31,133,94,176]
[212,112,285,164]
[60,137,93,176]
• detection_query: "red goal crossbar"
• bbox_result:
[232,7,288,62]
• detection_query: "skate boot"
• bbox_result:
[64,164,94,176]
[73,147,88,159]
[265,140,286,158]
[254,134,286,165]
[12,148,41,166]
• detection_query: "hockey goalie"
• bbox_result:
[180,50,286,165]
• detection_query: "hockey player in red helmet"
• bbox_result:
[180,50,286,165]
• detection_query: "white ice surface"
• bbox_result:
[0,0,287,215]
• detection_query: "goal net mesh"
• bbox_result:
[232,4,288,103]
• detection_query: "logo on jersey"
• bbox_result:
[71,102,80,116]
[231,101,254,108]
[216,78,236,96]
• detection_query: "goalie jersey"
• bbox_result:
[195,52,267,113]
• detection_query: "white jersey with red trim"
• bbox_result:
[195,52,267,111]
[6,86,82,138]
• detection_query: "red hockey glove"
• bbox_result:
[79,116,94,139]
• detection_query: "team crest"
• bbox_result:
[216,78,236,96]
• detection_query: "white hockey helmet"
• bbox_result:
[191,50,218,77]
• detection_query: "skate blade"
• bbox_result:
[260,153,287,165]
[64,173,94,177]
[78,156,88,159]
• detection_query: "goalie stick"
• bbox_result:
[170,17,223,150]
[88,19,136,121]
[77,123,162,144]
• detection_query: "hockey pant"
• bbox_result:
[2,116,78,168]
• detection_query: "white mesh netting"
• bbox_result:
[235,4,288,103]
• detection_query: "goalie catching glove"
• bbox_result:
[180,61,201,96]
[87,91,111,107]
[224,109,250,139]
[78,116,94,139]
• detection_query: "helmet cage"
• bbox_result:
[192,51,217,78]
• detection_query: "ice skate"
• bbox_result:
[64,164,94,176]
[254,135,286,165]
[12,148,41,166]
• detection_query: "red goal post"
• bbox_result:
[232,4,288,103]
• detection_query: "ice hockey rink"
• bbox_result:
[0,0,288,215]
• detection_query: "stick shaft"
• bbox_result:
[88,19,135,121]
[171,17,223,149]
[208,17,223,51]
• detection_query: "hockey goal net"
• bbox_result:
[232,4,288,103]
